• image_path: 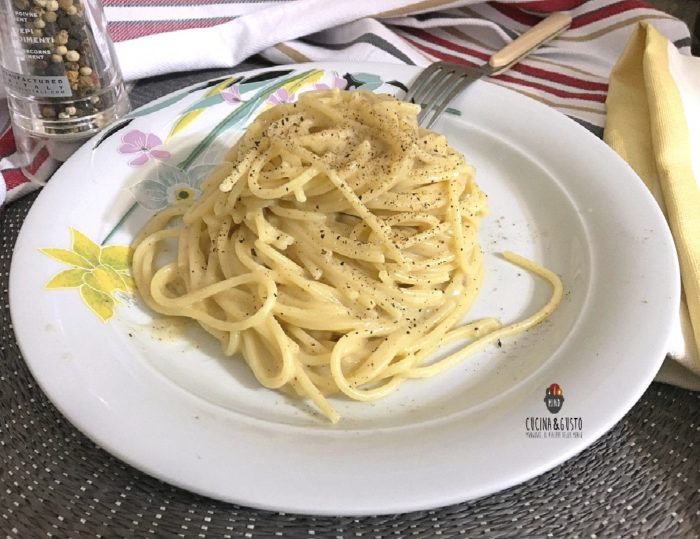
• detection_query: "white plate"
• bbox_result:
[10,63,679,515]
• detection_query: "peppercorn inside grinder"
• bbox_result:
[0,0,130,158]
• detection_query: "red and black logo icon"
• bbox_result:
[544,383,564,414]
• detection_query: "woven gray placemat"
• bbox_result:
[1,64,698,538]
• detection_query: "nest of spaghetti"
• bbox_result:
[133,89,498,423]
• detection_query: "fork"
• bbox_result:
[405,12,572,128]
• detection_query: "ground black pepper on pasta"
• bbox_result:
[132,89,562,423]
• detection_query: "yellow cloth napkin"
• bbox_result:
[605,22,700,389]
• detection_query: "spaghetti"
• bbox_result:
[132,89,562,423]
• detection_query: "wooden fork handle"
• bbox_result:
[488,12,572,72]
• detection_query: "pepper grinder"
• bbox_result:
[0,0,130,160]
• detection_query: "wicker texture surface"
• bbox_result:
[1,65,699,537]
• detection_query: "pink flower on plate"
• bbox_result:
[221,84,242,105]
[267,88,295,106]
[118,129,171,167]
[314,75,347,91]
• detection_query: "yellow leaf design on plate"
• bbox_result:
[46,268,88,288]
[40,248,94,269]
[80,284,115,322]
[169,76,237,139]
[100,245,131,271]
[71,228,101,266]
[43,228,135,322]
[83,265,129,296]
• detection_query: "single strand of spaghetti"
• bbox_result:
[291,362,340,423]
[399,287,446,306]
[286,324,327,350]
[223,330,241,356]
[292,246,323,280]
[269,204,327,222]
[442,318,502,343]
[390,263,453,285]
[195,320,238,355]
[176,221,193,282]
[213,216,237,278]
[446,178,470,274]
[239,329,296,390]
[408,253,562,378]
[222,176,247,214]
[253,212,295,248]
[273,305,366,333]
[219,148,259,192]
[184,222,208,289]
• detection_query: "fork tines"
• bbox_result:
[405,62,478,129]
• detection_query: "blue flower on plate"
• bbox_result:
[130,163,219,210]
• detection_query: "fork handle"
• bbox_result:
[488,12,572,73]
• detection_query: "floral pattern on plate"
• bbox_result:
[40,229,133,322]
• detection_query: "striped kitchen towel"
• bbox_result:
[0,0,692,203]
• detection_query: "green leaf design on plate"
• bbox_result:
[169,76,238,139]
[181,94,225,115]
[127,75,238,119]
[352,72,383,91]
